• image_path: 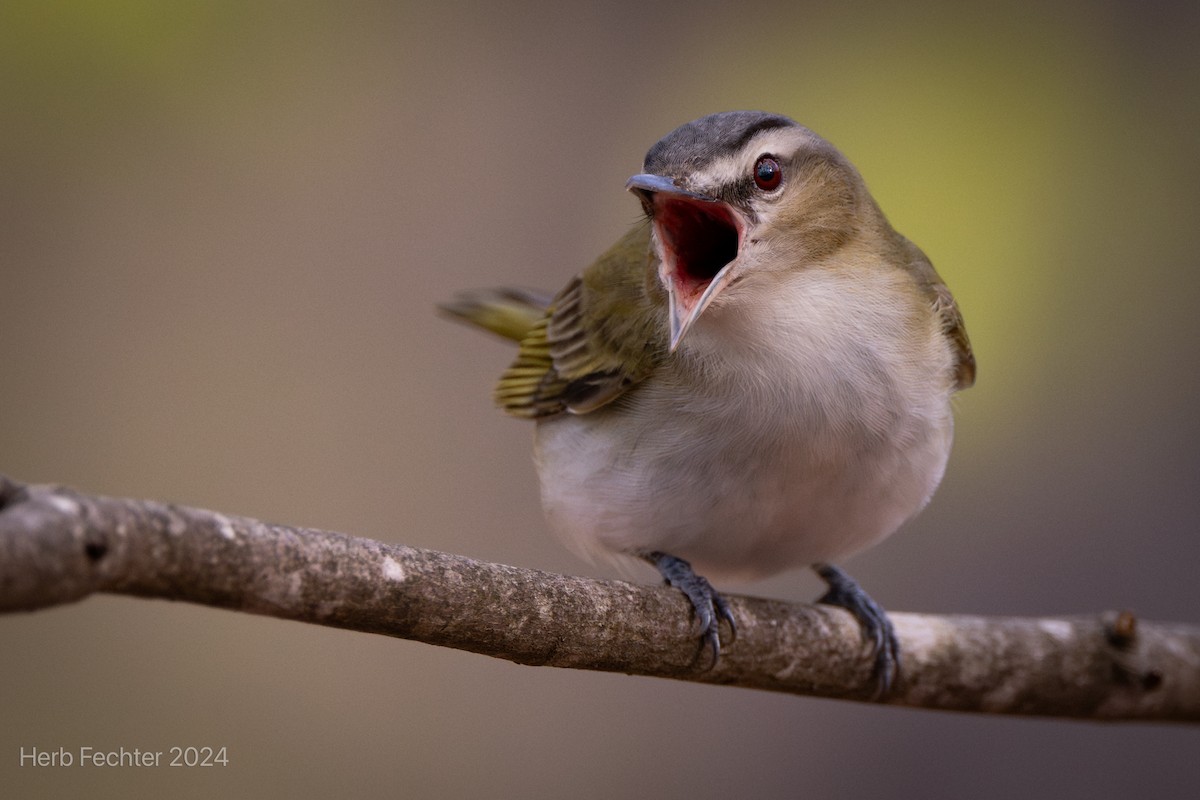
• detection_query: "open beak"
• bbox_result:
[626,174,744,351]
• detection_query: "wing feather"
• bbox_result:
[494,222,666,418]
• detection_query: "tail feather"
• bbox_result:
[438,287,552,343]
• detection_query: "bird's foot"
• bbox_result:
[645,551,736,669]
[813,563,899,699]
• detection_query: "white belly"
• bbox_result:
[534,391,951,581]
[532,269,958,582]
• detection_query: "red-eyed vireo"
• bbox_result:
[442,111,975,694]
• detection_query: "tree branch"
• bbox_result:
[1,474,1196,722]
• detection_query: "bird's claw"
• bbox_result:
[646,551,736,669]
[814,563,900,699]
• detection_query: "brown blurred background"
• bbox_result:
[2,1,1198,797]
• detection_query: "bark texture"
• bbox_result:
[1,474,1196,722]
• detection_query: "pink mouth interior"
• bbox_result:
[654,197,740,301]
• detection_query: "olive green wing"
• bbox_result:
[895,236,976,392]
[892,231,974,393]
[930,281,976,391]
[494,221,668,418]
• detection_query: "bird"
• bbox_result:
[441,111,975,694]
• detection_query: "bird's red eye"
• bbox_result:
[753,156,782,191]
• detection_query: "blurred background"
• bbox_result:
[2,1,1198,797]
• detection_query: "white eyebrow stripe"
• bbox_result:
[750,128,808,156]
[700,155,745,187]
[692,128,816,191]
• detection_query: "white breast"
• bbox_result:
[533,266,957,582]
